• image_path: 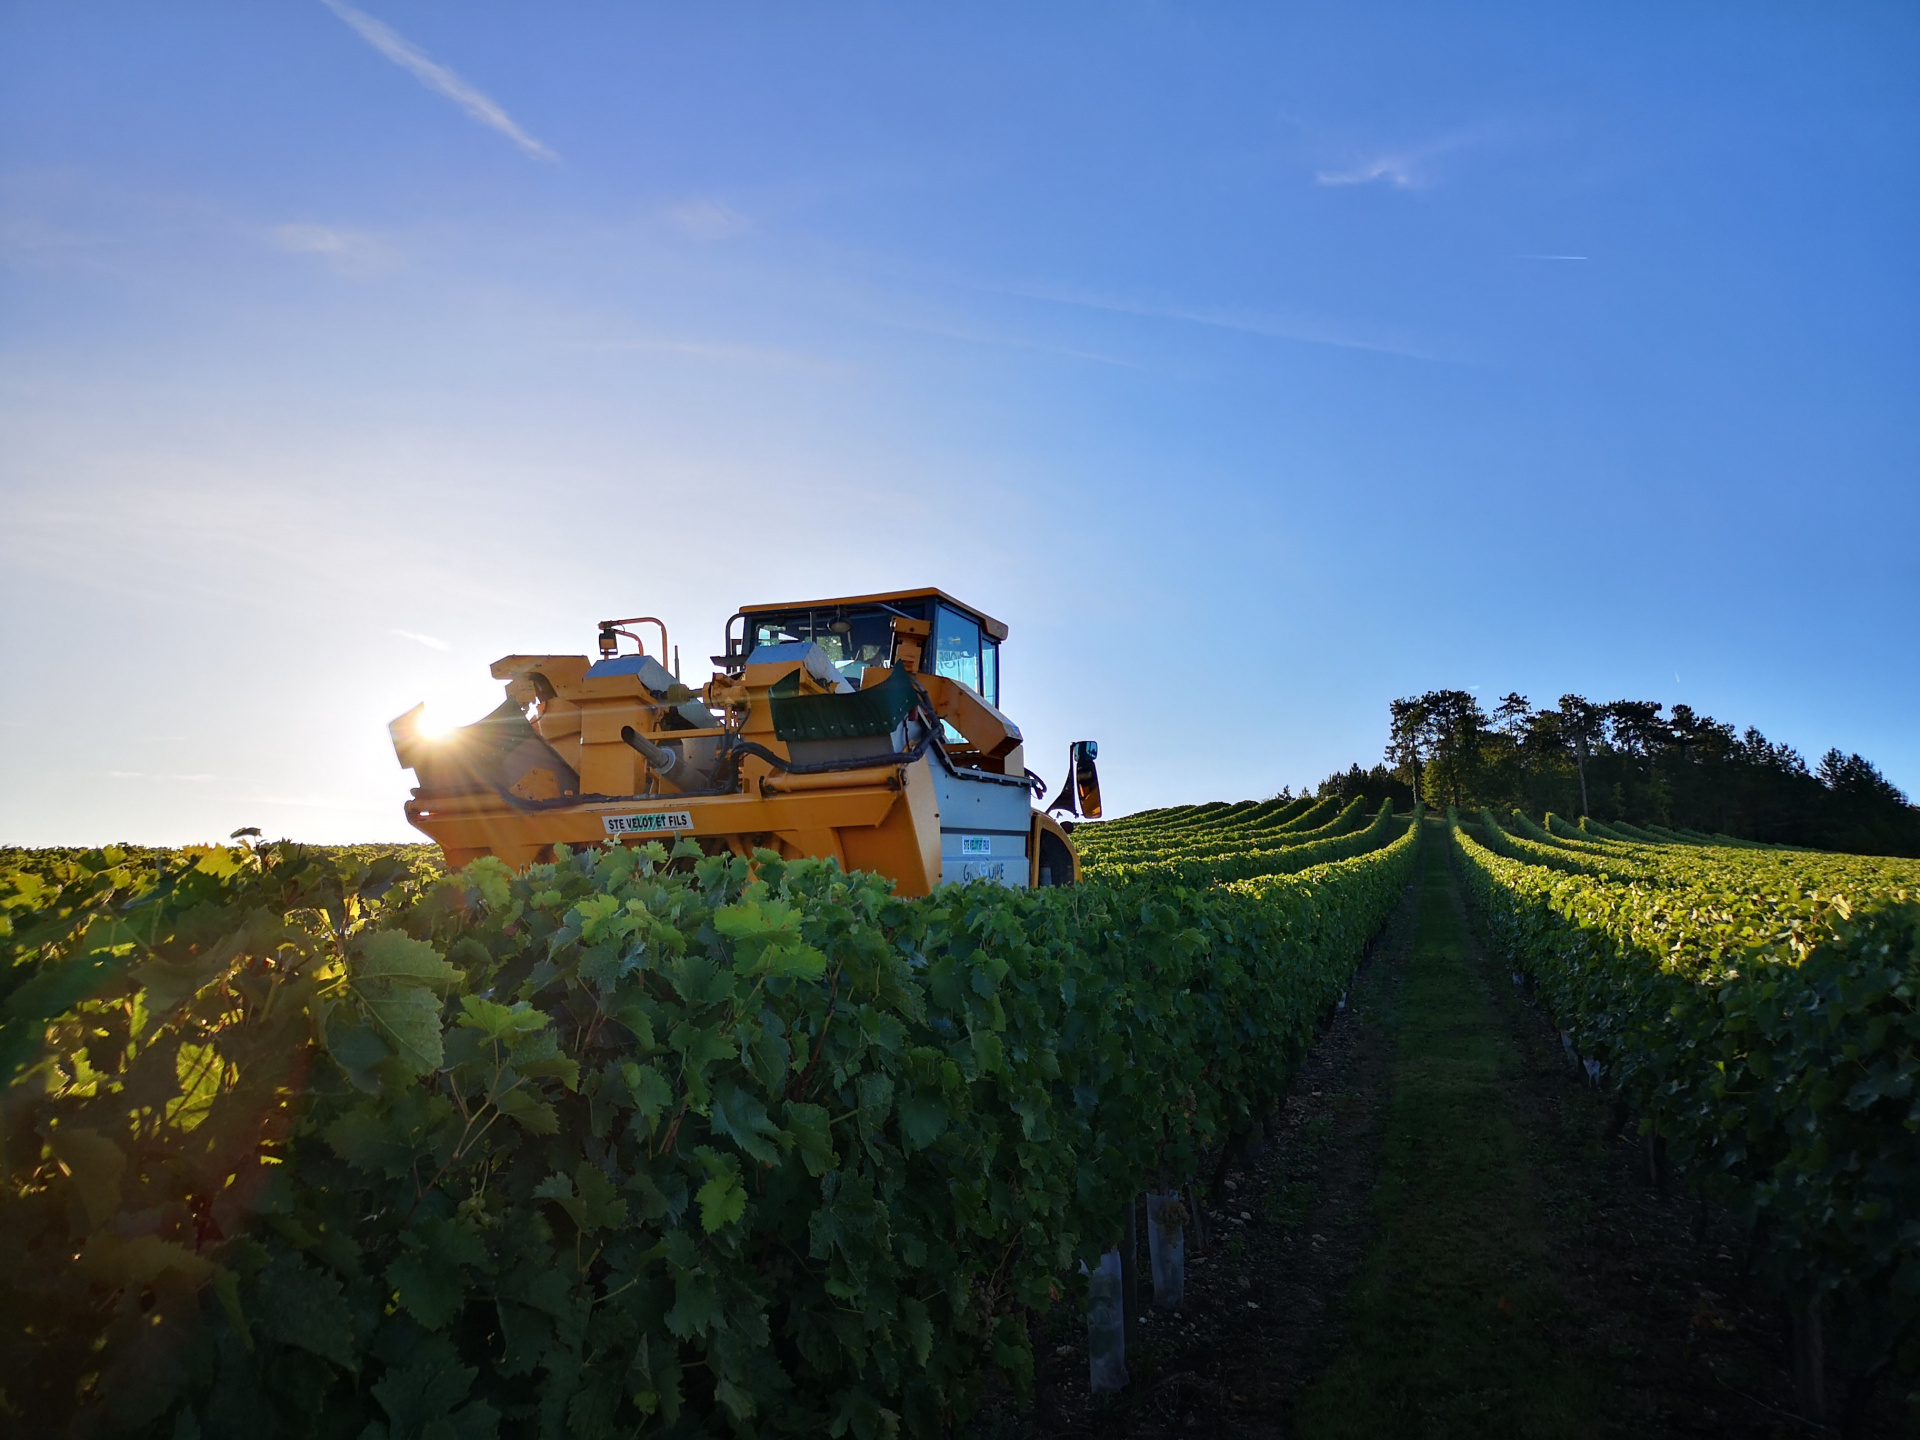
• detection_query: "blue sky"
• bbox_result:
[2,2,1915,845]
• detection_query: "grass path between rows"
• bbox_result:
[992,818,1865,1437]
[1293,821,1604,1438]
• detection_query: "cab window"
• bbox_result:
[982,638,999,708]
[931,605,982,694]
[752,610,897,683]
[753,619,803,649]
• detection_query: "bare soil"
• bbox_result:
[973,868,1414,1439]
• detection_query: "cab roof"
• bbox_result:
[739,587,1009,642]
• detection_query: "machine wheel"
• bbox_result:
[1034,823,1077,887]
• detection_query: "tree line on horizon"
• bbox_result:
[1288,690,1919,858]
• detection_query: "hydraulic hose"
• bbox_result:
[620,727,718,791]
[722,734,932,775]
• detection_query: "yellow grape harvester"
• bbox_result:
[389,588,1101,896]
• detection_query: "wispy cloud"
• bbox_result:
[318,0,558,162]
[271,222,404,278]
[393,629,452,651]
[999,283,1458,363]
[1317,155,1424,189]
[665,199,750,241]
[1519,254,1589,261]
[881,313,1144,370]
[1314,131,1478,191]
[0,216,113,268]
[585,333,842,373]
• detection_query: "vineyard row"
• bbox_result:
[1449,807,1920,1390]
[2,803,1418,1438]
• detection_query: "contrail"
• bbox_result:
[1520,254,1589,261]
[319,0,558,161]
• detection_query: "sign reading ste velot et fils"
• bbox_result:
[602,811,695,837]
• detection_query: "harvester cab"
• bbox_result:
[389,588,1099,896]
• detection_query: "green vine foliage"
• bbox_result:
[1087,800,1404,887]
[1449,817,1920,1379]
[1075,796,1361,865]
[3,818,1419,1438]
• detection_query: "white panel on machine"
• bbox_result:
[933,765,1032,888]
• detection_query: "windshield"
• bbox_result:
[750,608,897,683]
[931,605,981,694]
[745,599,1000,702]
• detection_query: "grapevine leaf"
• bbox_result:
[573,1164,628,1230]
[5,952,126,1028]
[461,855,514,909]
[535,1164,627,1232]
[674,1022,734,1068]
[356,984,446,1075]
[323,1091,454,1178]
[665,1270,723,1338]
[386,1218,484,1330]
[714,1378,757,1422]
[696,1170,747,1233]
[783,1101,835,1177]
[903,1295,934,1365]
[350,933,459,1075]
[710,1083,781,1165]
[712,896,828,980]
[48,1126,125,1231]
[255,1256,356,1368]
[187,844,247,879]
[0,1020,52,1089]
[693,1146,747,1233]
[857,1072,894,1127]
[625,1166,673,1222]
[621,1062,674,1128]
[355,930,462,989]
[387,1252,463,1329]
[370,1350,480,1434]
[323,1106,410,1177]
[613,997,658,1050]
[212,1264,250,1346]
[132,952,231,1017]
[323,1014,393,1094]
[970,1030,1006,1076]
[896,1094,949,1152]
[665,955,723,1006]
[76,1233,211,1288]
[456,994,547,1042]
[504,1027,579,1090]
[495,1087,559,1135]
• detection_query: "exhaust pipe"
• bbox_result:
[621,727,715,792]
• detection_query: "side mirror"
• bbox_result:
[1046,740,1102,819]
